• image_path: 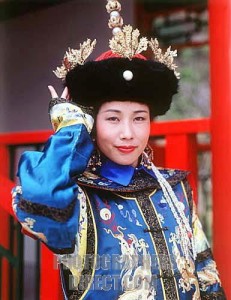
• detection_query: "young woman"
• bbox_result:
[12,15,225,300]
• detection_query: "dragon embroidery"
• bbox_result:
[104,226,156,299]
[169,229,200,300]
[197,261,221,292]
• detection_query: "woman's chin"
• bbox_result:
[112,157,139,167]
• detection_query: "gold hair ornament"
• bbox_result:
[109,25,148,60]
[53,0,180,79]
[53,39,96,80]
[149,38,180,79]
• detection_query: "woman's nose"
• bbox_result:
[120,122,134,139]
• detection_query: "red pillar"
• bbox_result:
[40,245,63,300]
[209,0,231,295]
[165,134,198,199]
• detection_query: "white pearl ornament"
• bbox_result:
[110,11,120,18]
[123,70,133,81]
[112,27,122,35]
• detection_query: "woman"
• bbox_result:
[12,12,225,300]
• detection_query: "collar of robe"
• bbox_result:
[76,158,189,192]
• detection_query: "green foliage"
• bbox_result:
[157,46,210,121]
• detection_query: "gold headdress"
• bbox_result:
[149,38,180,79]
[53,39,96,79]
[109,25,149,59]
[53,0,180,80]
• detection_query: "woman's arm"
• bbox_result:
[12,87,94,253]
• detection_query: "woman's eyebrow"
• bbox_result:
[102,109,149,114]
[101,109,121,113]
[134,110,149,114]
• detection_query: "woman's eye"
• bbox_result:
[106,117,119,122]
[135,116,145,121]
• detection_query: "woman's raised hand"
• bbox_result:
[48,85,69,100]
[48,85,94,133]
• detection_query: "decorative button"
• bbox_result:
[100,208,112,220]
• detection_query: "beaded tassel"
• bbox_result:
[143,152,196,263]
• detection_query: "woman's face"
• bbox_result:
[96,101,150,167]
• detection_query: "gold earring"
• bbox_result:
[141,144,153,169]
[88,148,102,172]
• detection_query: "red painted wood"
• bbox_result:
[1,258,9,300]
[165,134,198,201]
[0,131,52,145]
[40,245,63,300]
[209,0,231,295]
[150,118,210,136]
[0,176,15,216]
[0,144,14,216]
[0,145,9,177]
[0,146,10,299]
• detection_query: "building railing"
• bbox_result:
[0,118,210,300]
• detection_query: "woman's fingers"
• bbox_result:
[61,87,69,100]
[48,85,58,98]
[48,85,70,100]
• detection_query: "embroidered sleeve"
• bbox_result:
[192,203,226,299]
[12,103,94,253]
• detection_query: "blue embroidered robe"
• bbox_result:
[12,108,226,300]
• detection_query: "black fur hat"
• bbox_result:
[65,51,179,117]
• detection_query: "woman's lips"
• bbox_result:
[116,146,136,153]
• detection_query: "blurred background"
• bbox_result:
[0,0,228,299]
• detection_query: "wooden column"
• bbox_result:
[40,245,63,300]
[209,0,231,296]
[165,134,198,198]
